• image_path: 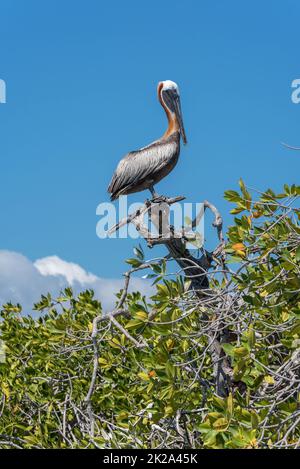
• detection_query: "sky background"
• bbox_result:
[0,0,299,311]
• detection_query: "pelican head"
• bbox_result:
[158,80,187,144]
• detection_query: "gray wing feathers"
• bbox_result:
[108,139,177,196]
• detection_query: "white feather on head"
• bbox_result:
[160,80,180,94]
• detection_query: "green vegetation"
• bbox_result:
[0,183,299,448]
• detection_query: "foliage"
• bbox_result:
[0,182,299,449]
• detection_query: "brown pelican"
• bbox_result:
[108,80,187,201]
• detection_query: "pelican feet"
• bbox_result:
[149,186,168,203]
[150,195,168,203]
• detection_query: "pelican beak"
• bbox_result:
[173,94,187,144]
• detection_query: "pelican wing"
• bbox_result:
[108,135,179,199]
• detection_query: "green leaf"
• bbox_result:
[224,190,241,202]
[165,361,175,379]
[126,258,143,268]
[138,372,150,381]
[125,318,143,329]
[248,325,255,348]
[227,393,233,416]
[212,417,228,430]
[221,343,234,357]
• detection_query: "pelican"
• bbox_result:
[108,80,187,201]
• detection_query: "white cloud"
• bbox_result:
[0,250,152,314]
[35,256,99,285]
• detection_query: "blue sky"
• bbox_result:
[0,0,299,307]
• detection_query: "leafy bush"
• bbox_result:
[0,183,299,448]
